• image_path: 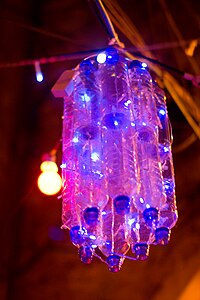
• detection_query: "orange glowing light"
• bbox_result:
[37,161,62,195]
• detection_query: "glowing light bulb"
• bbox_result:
[38,161,62,195]
[97,52,107,64]
[72,136,79,143]
[159,108,166,116]
[36,72,44,82]
[141,62,147,68]
[34,61,44,82]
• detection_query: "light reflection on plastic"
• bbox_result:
[124,100,132,107]
[140,197,144,203]
[72,137,79,143]
[163,147,169,153]
[114,120,119,126]
[135,223,140,230]
[82,94,90,102]
[91,152,99,162]
[128,218,136,226]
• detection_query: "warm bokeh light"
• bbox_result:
[38,161,62,195]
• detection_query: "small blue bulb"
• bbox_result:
[105,47,119,64]
[141,62,147,68]
[164,179,174,196]
[36,72,44,82]
[97,52,107,64]
[159,108,166,120]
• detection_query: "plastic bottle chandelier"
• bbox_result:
[52,47,178,272]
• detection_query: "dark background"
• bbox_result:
[0,0,200,299]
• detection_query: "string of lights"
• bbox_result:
[0,46,199,86]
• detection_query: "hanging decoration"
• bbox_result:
[52,46,178,272]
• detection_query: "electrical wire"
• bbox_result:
[0,46,190,76]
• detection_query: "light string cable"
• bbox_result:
[0,45,197,81]
[0,7,199,87]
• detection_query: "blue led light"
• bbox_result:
[164,179,174,195]
[102,113,128,129]
[97,52,107,64]
[159,108,166,116]
[91,152,99,162]
[105,47,119,64]
[36,72,44,82]
[72,136,79,143]
[82,93,90,102]
[164,146,169,153]
[142,62,147,68]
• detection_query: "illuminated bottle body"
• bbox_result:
[62,93,80,230]
[52,47,178,271]
[99,51,137,200]
[98,51,137,269]
[130,214,153,260]
[153,84,178,244]
[99,197,130,272]
[129,63,166,228]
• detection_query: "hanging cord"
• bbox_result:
[0,45,199,89]
[92,0,124,47]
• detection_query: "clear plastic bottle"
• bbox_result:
[153,83,178,244]
[99,197,130,271]
[62,58,104,255]
[130,212,154,260]
[99,48,138,201]
[62,89,80,230]
[153,84,172,147]
[72,58,108,215]
[129,62,166,216]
